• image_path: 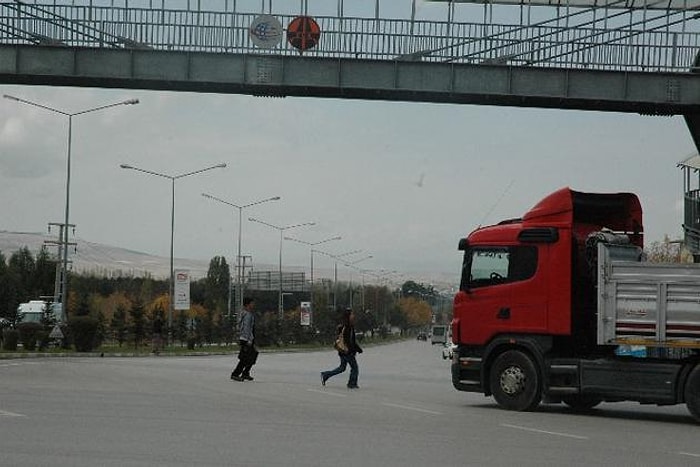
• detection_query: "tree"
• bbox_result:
[94,309,107,347]
[34,247,57,299]
[189,303,209,346]
[74,292,91,317]
[129,299,146,348]
[205,256,230,315]
[401,280,433,299]
[646,235,688,263]
[111,304,128,347]
[9,247,36,303]
[0,251,20,321]
[174,310,190,346]
[398,297,432,329]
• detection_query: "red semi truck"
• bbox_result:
[451,187,700,421]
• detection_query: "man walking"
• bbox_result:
[231,297,258,382]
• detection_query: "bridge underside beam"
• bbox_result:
[1,44,699,122]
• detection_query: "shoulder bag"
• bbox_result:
[333,326,348,353]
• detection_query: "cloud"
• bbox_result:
[0,116,26,145]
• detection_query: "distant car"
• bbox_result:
[442,342,457,360]
[416,332,427,341]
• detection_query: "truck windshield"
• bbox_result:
[461,246,537,289]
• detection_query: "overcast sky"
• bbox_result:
[0,0,697,287]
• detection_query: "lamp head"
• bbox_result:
[124,99,139,105]
[119,164,133,169]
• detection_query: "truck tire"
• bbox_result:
[489,350,542,411]
[685,365,700,422]
[562,395,602,412]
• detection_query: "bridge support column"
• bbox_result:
[684,114,700,155]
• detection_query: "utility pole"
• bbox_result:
[44,222,76,318]
[234,255,252,323]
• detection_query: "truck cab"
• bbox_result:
[450,188,700,422]
[452,187,642,352]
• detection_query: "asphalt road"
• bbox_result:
[1,340,699,467]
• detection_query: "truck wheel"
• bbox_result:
[562,395,602,412]
[685,365,700,422]
[489,350,542,411]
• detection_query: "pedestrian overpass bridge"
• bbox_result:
[1,0,700,148]
[4,0,700,258]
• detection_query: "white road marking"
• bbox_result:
[679,452,700,458]
[382,402,443,415]
[0,409,26,417]
[501,423,588,440]
[307,388,347,397]
[0,362,37,368]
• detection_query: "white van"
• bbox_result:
[431,324,448,345]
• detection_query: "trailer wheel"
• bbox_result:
[562,395,602,412]
[489,350,542,411]
[685,365,700,422]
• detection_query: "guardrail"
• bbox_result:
[1,2,700,72]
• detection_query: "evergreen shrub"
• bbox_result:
[17,322,43,351]
[69,316,99,352]
[2,329,18,351]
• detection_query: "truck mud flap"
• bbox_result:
[452,357,483,393]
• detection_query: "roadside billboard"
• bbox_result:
[174,269,191,310]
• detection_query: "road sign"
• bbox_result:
[300,302,312,326]
[287,16,321,52]
[249,15,283,49]
[49,324,64,339]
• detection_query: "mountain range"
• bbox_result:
[0,230,457,291]
[0,230,212,280]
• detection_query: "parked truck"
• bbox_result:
[17,300,48,323]
[17,300,64,324]
[451,187,700,422]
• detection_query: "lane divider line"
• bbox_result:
[501,423,588,440]
[0,409,26,417]
[382,402,443,415]
[679,452,700,458]
[306,388,347,397]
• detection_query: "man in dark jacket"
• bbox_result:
[231,297,257,381]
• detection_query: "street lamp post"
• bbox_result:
[202,193,280,319]
[342,255,373,309]
[248,218,315,320]
[120,163,226,342]
[4,94,139,314]
[374,269,400,326]
[284,235,342,319]
[331,250,364,309]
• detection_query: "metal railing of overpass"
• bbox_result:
[1,0,700,73]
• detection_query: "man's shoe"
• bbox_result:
[347,384,359,389]
[321,373,327,386]
[242,375,254,381]
[231,375,244,382]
